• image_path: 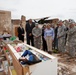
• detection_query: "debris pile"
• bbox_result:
[53,53,76,75]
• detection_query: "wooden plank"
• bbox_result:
[3,50,10,65]
[12,54,22,75]
[22,66,30,75]
[7,44,23,75]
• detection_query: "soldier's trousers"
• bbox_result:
[34,37,41,49]
[69,44,76,57]
[58,38,66,53]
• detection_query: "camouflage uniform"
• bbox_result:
[57,25,66,53]
[67,26,76,57]
[32,27,42,49]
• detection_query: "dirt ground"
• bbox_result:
[53,53,76,75]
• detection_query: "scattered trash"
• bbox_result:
[53,53,76,75]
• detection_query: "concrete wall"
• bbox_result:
[0,10,11,34]
[11,15,26,37]
[21,15,26,31]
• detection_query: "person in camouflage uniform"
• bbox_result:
[57,21,66,53]
[32,23,42,49]
[67,23,76,57]
[57,22,76,57]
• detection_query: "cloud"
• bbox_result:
[0,0,76,21]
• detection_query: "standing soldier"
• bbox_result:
[32,23,42,49]
[67,23,76,57]
[57,21,66,53]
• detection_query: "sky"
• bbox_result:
[0,0,76,21]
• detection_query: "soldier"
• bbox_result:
[57,21,66,53]
[67,23,76,57]
[32,23,42,49]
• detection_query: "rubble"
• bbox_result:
[53,53,76,75]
